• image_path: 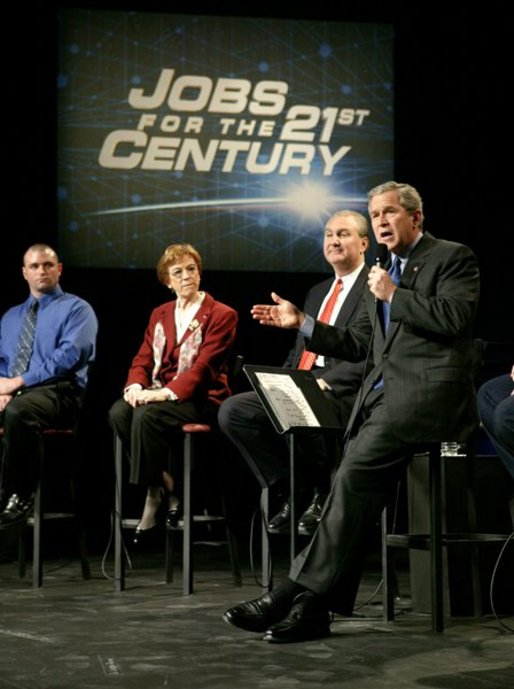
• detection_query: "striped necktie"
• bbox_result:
[298,278,343,370]
[10,301,39,376]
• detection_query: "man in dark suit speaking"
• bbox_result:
[218,209,370,535]
[223,181,480,642]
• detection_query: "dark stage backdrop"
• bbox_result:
[57,9,393,271]
[3,5,513,551]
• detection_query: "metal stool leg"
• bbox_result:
[381,505,396,622]
[182,432,193,595]
[429,445,444,632]
[114,434,125,592]
[32,481,43,588]
[261,487,272,591]
[288,436,297,563]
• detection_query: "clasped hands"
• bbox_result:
[0,393,12,412]
[124,385,170,407]
[0,375,24,410]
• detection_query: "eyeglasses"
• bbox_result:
[169,264,199,280]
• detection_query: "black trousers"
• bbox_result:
[477,373,514,480]
[108,397,217,486]
[289,388,415,614]
[217,389,346,493]
[0,382,82,498]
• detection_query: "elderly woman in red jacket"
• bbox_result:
[109,243,237,544]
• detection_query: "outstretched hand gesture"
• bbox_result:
[251,292,305,329]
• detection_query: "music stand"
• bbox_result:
[244,365,345,586]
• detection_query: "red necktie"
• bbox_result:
[298,279,343,370]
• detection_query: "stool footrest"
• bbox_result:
[386,533,510,549]
[121,515,226,530]
[27,512,75,524]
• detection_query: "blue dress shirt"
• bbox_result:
[0,286,98,389]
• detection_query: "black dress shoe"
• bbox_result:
[223,592,292,633]
[0,494,34,528]
[263,591,331,643]
[165,503,182,529]
[298,492,327,536]
[267,500,291,533]
[132,523,161,546]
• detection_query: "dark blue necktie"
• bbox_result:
[10,301,39,376]
[382,256,402,333]
[374,257,402,391]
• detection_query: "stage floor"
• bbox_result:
[0,538,513,689]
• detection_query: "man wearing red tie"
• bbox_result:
[218,210,369,535]
[224,181,480,643]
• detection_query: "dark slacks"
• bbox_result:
[477,374,514,479]
[0,383,82,498]
[108,397,217,486]
[218,390,344,492]
[289,389,414,614]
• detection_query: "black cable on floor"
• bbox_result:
[489,529,514,633]
[100,509,133,582]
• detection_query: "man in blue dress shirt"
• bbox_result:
[0,244,98,526]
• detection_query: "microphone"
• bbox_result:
[373,243,389,304]
[374,243,388,269]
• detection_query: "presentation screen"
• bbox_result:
[58,10,393,271]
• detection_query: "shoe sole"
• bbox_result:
[0,514,32,529]
[222,611,273,634]
[267,526,291,534]
[263,626,331,643]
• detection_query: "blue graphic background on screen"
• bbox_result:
[58,10,393,271]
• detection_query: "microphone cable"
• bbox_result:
[339,263,384,461]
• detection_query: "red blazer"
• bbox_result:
[125,292,237,405]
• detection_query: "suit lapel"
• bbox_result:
[400,257,426,290]
[382,233,435,347]
[310,282,330,318]
[333,266,368,327]
[401,232,435,288]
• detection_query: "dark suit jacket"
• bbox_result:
[307,233,480,443]
[283,265,369,402]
